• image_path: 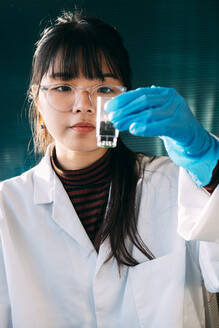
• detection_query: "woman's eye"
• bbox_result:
[97,86,114,94]
[52,85,72,92]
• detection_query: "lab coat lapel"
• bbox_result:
[33,147,95,255]
[94,238,111,275]
[52,174,95,254]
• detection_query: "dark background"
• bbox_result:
[1,0,219,180]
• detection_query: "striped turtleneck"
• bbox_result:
[51,149,112,245]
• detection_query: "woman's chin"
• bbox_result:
[63,141,100,153]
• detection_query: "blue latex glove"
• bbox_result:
[105,86,219,186]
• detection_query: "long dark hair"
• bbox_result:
[28,10,154,267]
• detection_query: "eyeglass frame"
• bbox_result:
[34,83,127,112]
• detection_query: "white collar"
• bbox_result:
[33,144,55,204]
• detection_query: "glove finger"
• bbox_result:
[107,90,173,123]
[105,88,146,112]
[108,94,149,120]
[140,100,178,123]
[105,86,171,112]
[113,113,143,131]
[110,96,176,130]
[129,119,174,137]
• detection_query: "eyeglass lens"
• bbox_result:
[45,85,125,111]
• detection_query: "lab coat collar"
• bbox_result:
[33,144,96,254]
[33,144,55,204]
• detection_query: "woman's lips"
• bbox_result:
[71,122,95,133]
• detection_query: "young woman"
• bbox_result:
[0,10,219,328]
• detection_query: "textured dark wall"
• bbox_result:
[1,0,219,180]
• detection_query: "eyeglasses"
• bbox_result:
[37,83,127,112]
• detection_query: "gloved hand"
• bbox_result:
[105,86,219,186]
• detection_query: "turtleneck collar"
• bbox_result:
[51,148,112,187]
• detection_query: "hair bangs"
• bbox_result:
[34,28,124,84]
[50,44,123,83]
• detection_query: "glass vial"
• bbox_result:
[96,96,119,148]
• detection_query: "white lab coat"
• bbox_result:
[0,146,219,328]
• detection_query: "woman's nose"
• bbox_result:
[72,91,95,114]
